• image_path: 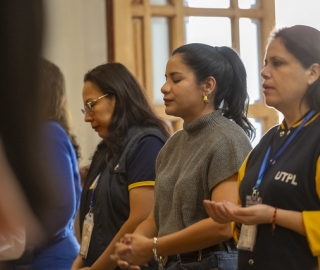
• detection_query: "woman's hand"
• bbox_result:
[203,200,234,224]
[111,242,141,270]
[204,200,274,225]
[112,234,153,268]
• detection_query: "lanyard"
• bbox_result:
[89,173,101,211]
[252,110,316,199]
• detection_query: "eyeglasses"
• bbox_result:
[81,94,108,115]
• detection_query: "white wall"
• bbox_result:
[42,0,107,166]
[276,0,320,30]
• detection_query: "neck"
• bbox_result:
[183,107,214,124]
[283,108,311,128]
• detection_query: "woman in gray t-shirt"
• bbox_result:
[112,43,255,270]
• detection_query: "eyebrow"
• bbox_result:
[84,97,98,104]
[165,71,184,78]
[268,56,284,61]
[264,56,281,64]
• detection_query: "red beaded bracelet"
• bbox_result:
[271,207,277,235]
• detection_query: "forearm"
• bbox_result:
[134,211,157,238]
[156,217,232,256]
[91,217,146,270]
[71,255,83,270]
[274,208,305,235]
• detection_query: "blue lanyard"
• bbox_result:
[252,110,316,199]
[89,173,101,210]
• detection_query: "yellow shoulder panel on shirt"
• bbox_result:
[232,222,240,242]
[233,151,252,243]
[237,151,252,204]
[128,180,155,191]
[302,211,320,257]
[302,157,320,258]
[316,156,320,199]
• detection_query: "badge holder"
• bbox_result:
[79,210,94,259]
[237,189,262,252]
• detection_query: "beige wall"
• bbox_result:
[41,0,320,167]
[42,0,107,166]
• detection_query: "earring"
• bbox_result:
[203,94,209,104]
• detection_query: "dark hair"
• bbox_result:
[172,43,255,139]
[84,62,170,158]
[269,25,320,112]
[39,58,81,160]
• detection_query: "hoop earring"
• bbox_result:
[203,94,209,104]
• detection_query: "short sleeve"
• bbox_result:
[127,136,165,190]
[207,132,252,191]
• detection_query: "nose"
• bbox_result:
[84,112,93,122]
[161,81,170,94]
[260,65,269,80]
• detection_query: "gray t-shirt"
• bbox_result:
[154,110,252,236]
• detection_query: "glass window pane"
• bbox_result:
[150,0,169,5]
[239,18,261,103]
[238,0,258,9]
[151,17,170,104]
[184,0,230,8]
[250,118,262,147]
[185,17,232,46]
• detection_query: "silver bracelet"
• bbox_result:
[152,237,160,262]
[152,237,167,268]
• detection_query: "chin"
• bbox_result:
[263,97,277,109]
[98,131,107,138]
[165,108,177,117]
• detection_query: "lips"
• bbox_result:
[262,83,273,90]
[92,126,99,132]
[163,98,173,106]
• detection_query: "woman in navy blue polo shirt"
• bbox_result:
[71,63,170,270]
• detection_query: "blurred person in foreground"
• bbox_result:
[0,1,61,269]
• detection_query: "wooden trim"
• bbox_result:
[112,0,135,73]
[184,7,264,18]
[142,0,153,98]
[132,5,176,17]
[106,0,114,62]
[248,104,279,132]
[132,19,144,84]
[170,0,185,51]
[108,0,278,133]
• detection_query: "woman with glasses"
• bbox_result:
[71,62,170,270]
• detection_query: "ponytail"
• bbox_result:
[217,47,255,140]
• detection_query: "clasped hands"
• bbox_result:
[110,234,153,270]
[110,201,274,269]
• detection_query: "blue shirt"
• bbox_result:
[32,121,81,270]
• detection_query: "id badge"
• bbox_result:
[79,212,94,259]
[237,195,262,252]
